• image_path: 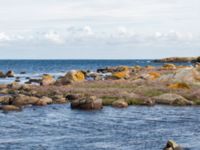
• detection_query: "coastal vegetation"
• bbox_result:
[0,57,200,112]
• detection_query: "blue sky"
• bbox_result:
[0,0,199,59]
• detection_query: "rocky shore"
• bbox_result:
[0,61,199,112]
[154,56,200,63]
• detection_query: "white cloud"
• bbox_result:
[0,32,11,42]
[44,31,65,44]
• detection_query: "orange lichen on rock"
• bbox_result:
[167,82,190,90]
[112,71,129,79]
[148,72,161,80]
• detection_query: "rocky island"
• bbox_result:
[0,61,200,112]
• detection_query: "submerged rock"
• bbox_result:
[0,105,21,112]
[112,99,128,108]
[71,96,103,110]
[153,93,193,105]
[163,140,183,150]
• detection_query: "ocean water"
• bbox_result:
[0,105,198,150]
[0,59,192,84]
[0,60,196,150]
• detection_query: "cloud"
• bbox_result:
[0,32,11,42]
[44,31,65,44]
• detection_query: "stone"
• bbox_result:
[112,99,128,108]
[56,70,85,85]
[20,71,26,74]
[40,74,55,86]
[35,96,53,106]
[0,105,21,112]
[6,70,15,77]
[12,94,40,106]
[0,95,13,104]
[153,93,193,105]
[54,98,67,104]
[162,64,176,70]
[163,140,183,150]
[0,71,5,78]
[66,94,82,101]
[71,96,103,110]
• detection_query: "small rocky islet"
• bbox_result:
[0,56,199,112]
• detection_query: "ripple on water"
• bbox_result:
[0,105,199,150]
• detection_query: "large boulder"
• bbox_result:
[40,74,55,86]
[153,93,193,105]
[12,94,40,106]
[163,140,183,150]
[159,67,200,84]
[56,70,85,85]
[112,99,128,108]
[71,96,103,110]
[0,95,13,104]
[6,70,15,77]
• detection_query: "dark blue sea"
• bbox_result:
[0,60,196,150]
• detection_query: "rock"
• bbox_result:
[15,79,21,82]
[112,99,128,108]
[35,96,53,106]
[0,105,21,112]
[153,93,193,105]
[0,95,13,104]
[0,71,5,78]
[28,78,41,84]
[12,94,40,106]
[86,72,103,80]
[159,68,200,84]
[71,96,103,110]
[163,140,183,150]
[6,70,15,77]
[20,71,26,74]
[54,98,67,104]
[148,72,161,80]
[112,70,130,79]
[167,82,190,90]
[56,70,85,85]
[7,82,22,90]
[66,94,82,101]
[145,65,155,70]
[40,74,55,86]
[162,64,176,70]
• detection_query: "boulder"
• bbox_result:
[40,74,55,86]
[167,82,190,90]
[0,71,5,78]
[162,64,176,70]
[0,105,21,112]
[153,93,193,105]
[148,72,161,80]
[159,68,200,84]
[6,70,15,77]
[35,96,53,106]
[163,140,183,150]
[56,70,85,85]
[54,98,67,104]
[0,95,13,104]
[12,94,40,106]
[66,94,82,101]
[71,96,103,110]
[112,99,128,108]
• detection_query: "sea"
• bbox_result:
[0,60,196,150]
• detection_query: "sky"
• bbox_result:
[0,0,199,59]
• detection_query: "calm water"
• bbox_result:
[0,105,199,150]
[0,60,196,150]
[0,59,192,84]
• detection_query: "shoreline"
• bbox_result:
[0,61,199,112]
